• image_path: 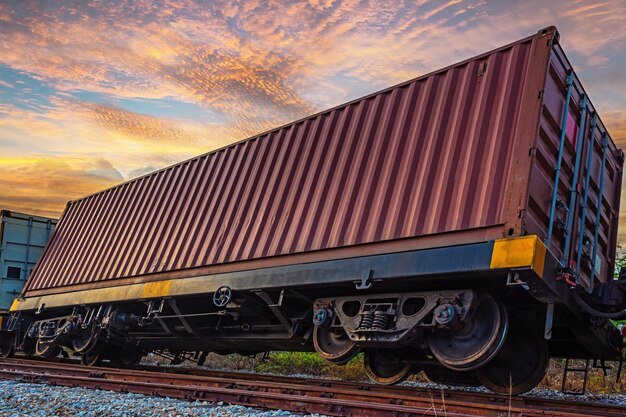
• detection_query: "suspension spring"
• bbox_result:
[42,322,56,337]
[360,310,374,329]
[372,311,390,330]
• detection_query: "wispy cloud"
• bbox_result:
[81,102,207,145]
[0,0,625,239]
[0,0,317,133]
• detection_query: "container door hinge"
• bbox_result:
[528,146,537,157]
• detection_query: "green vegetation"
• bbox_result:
[254,351,367,381]
[615,248,626,279]
[612,244,626,331]
[148,351,626,394]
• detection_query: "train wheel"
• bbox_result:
[0,334,15,358]
[313,326,359,364]
[81,351,101,366]
[35,340,61,359]
[477,329,549,395]
[72,323,99,353]
[428,294,508,371]
[110,347,144,366]
[22,339,36,357]
[364,349,412,385]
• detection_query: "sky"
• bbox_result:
[1,0,625,238]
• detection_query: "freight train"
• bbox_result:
[1,27,624,395]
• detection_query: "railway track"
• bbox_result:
[0,357,623,417]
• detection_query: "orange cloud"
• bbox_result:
[81,102,205,145]
[604,110,626,146]
[0,156,122,217]
[0,2,316,135]
[0,99,245,185]
[0,0,625,238]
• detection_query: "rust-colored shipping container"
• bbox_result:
[7,26,625,396]
[22,27,621,297]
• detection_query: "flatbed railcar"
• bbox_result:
[2,27,625,395]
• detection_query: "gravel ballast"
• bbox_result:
[0,381,315,417]
[1,371,625,416]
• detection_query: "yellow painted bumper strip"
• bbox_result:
[11,279,176,312]
[490,235,546,278]
[141,279,173,299]
[9,299,20,312]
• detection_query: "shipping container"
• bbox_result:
[21,27,622,298]
[0,210,56,310]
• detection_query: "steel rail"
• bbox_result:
[136,364,626,416]
[0,357,623,417]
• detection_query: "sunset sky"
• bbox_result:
[1,1,625,237]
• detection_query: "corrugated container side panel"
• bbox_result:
[86,182,135,283]
[32,207,68,288]
[56,194,103,286]
[257,123,311,258]
[184,149,233,267]
[85,183,133,281]
[25,37,539,293]
[63,193,109,285]
[0,212,56,309]
[526,45,622,286]
[67,187,117,285]
[139,162,194,276]
[115,172,168,279]
[1,215,56,274]
[173,155,219,268]
[158,159,205,270]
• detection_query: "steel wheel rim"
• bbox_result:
[72,323,99,353]
[364,349,412,385]
[0,334,15,358]
[313,326,359,364]
[477,329,549,395]
[428,294,508,371]
[35,340,60,358]
[81,351,101,366]
[110,347,144,366]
